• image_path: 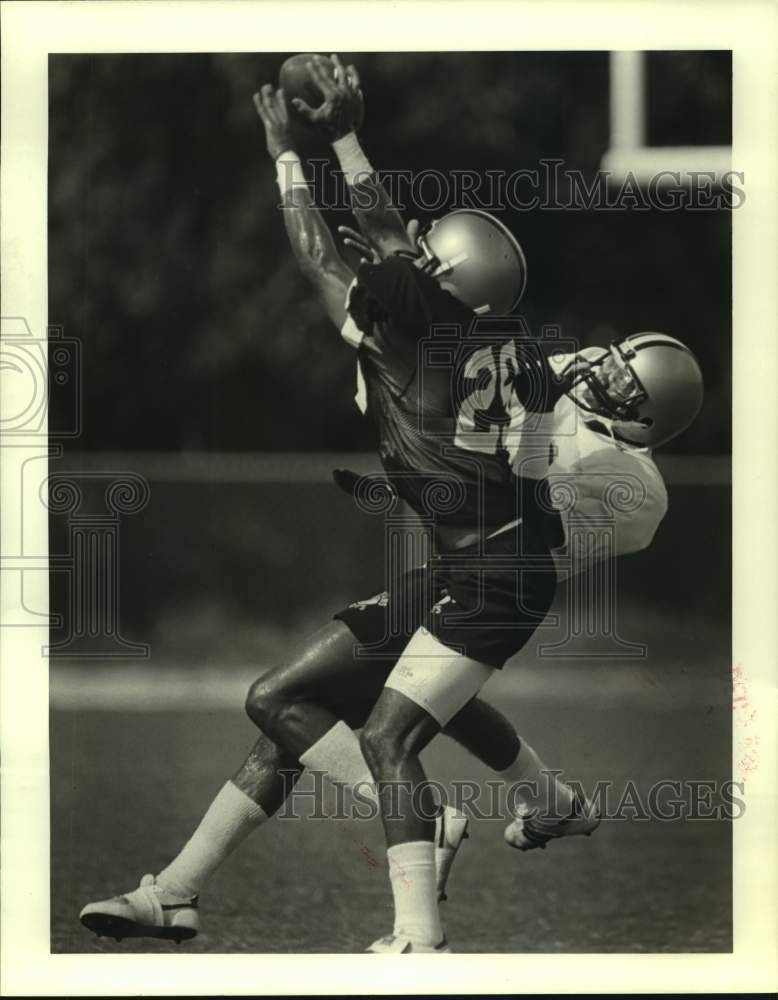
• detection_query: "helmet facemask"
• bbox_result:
[568,343,649,424]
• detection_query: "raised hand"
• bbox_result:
[290,54,364,140]
[337,225,381,264]
[337,217,422,264]
[253,85,294,160]
[508,349,591,413]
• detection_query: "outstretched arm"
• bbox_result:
[292,55,413,258]
[253,84,353,330]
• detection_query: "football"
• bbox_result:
[279,53,335,123]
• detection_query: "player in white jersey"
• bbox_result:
[547,346,670,571]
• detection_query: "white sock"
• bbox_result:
[157,781,267,898]
[387,841,443,947]
[500,741,574,818]
[299,721,378,807]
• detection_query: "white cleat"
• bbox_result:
[79,874,199,943]
[367,934,452,953]
[504,793,601,852]
[435,806,469,902]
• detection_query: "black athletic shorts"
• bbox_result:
[334,521,557,669]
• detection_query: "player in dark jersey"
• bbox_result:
[78,68,595,954]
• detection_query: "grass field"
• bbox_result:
[48,472,732,954]
[51,660,732,955]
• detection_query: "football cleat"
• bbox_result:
[504,793,601,852]
[434,806,469,902]
[367,935,451,954]
[79,874,199,943]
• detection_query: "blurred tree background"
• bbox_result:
[49,51,731,453]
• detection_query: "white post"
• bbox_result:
[610,51,646,150]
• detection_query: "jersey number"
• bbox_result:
[454,343,526,461]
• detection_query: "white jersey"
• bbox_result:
[548,380,668,578]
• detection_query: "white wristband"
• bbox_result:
[275,151,306,195]
[331,132,374,186]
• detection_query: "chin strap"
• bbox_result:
[429,251,469,278]
[415,240,490,313]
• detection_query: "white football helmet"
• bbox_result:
[415,209,527,315]
[567,332,704,448]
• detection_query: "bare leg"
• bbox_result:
[359,687,444,948]
[230,732,302,815]
[444,697,520,771]
[244,621,388,760]
[360,688,440,847]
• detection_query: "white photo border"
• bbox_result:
[1,0,776,994]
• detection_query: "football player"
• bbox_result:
[78,60,702,954]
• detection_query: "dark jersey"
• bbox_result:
[345,255,549,535]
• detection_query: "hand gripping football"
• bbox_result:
[279,53,334,123]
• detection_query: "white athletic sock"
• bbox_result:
[387,840,444,947]
[299,721,378,807]
[157,781,267,898]
[500,741,574,818]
